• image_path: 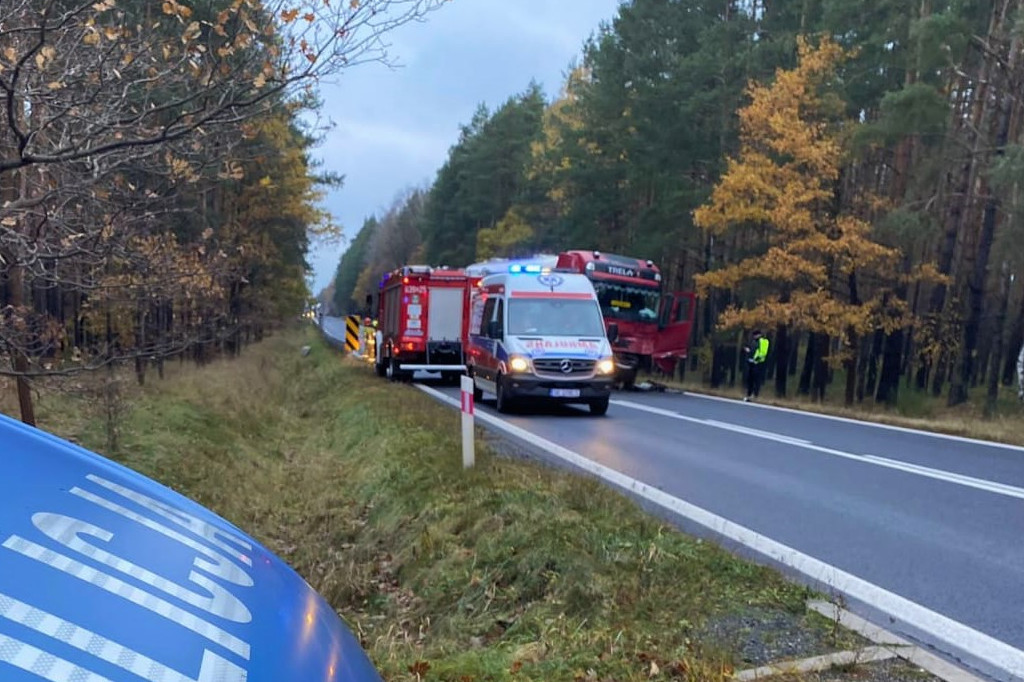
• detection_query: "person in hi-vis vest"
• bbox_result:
[744,330,770,402]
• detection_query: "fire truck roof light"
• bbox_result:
[646,259,654,267]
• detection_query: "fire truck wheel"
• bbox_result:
[387,357,401,382]
[589,397,610,416]
[375,356,386,378]
[495,375,515,414]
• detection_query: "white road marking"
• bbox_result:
[416,384,1024,682]
[684,391,1024,452]
[612,399,1024,502]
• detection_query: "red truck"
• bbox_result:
[373,265,477,382]
[555,250,695,387]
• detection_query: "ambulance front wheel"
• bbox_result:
[495,375,516,414]
[589,397,610,416]
[467,367,484,401]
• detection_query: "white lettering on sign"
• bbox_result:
[33,513,252,624]
[70,486,253,588]
[1,536,251,660]
[523,339,599,350]
[83,475,253,565]
[0,593,245,682]
[606,266,637,277]
[0,632,111,682]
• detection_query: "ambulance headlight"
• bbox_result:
[509,356,531,373]
[596,358,615,375]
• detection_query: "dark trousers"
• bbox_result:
[746,361,765,397]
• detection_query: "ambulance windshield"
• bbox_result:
[508,299,606,337]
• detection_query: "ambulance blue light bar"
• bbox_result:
[0,411,384,682]
[509,264,544,274]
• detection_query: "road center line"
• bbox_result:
[416,384,1024,682]
[612,399,1024,502]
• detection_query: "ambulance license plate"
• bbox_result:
[550,388,580,398]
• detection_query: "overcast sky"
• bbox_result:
[307,0,624,293]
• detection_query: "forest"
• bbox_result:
[331,0,1024,414]
[0,0,442,425]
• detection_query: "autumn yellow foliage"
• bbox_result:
[694,35,914,339]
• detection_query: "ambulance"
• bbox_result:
[464,261,616,415]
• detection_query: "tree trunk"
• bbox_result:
[843,272,860,406]
[799,331,815,395]
[844,332,859,407]
[812,334,830,402]
[985,262,1012,415]
[8,263,37,426]
[865,329,883,399]
[923,12,1000,387]
[950,8,1019,406]
[774,323,789,397]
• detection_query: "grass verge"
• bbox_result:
[4,329,918,681]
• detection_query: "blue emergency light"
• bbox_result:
[0,412,384,682]
[509,264,544,274]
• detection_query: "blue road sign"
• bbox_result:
[0,412,383,681]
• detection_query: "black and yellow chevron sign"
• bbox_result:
[345,315,360,352]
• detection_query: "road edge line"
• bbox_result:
[415,383,1024,682]
[808,600,989,682]
[682,391,1024,453]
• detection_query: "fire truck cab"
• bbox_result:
[465,261,616,415]
[556,250,695,386]
[374,265,470,383]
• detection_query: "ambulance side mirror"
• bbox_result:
[607,323,619,343]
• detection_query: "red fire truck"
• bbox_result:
[373,265,477,383]
[555,250,695,387]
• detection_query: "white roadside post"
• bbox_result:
[460,375,475,468]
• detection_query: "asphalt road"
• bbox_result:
[320,317,1024,681]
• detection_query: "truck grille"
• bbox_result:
[533,358,595,376]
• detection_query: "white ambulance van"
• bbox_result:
[465,261,617,415]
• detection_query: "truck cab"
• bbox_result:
[556,250,694,386]
[465,263,616,415]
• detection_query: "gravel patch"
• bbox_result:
[699,606,868,667]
